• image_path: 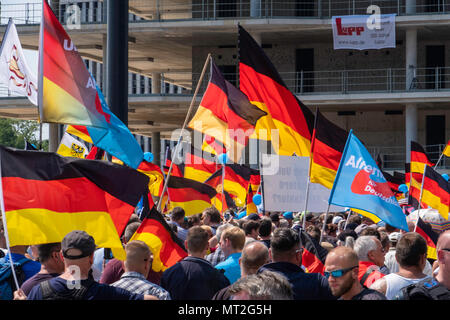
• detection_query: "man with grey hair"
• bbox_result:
[206,223,233,266]
[369,232,431,299]
[353,235,386,287]
[228,271,293,300]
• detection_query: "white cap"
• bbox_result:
[332,216,344,225]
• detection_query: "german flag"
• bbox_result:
[66,125,93,144]
[310,110,348,189]
[130,195,187,272]
[249,168,261,193]
[137,161,165,199]
[415,217,439,260]
[443,140,450,158]
[246,184,258,215]
[299,230,328,275]
[238,25,315,157]
[85,146,106,160]
[405,163,411,188]
[188,59,266,163]
[382,170,404,196]
[411,141,434,174]
[202,134,227,156]
[408,171,427,209]
[420,165,450,220]
[163,147,184,178]
[0,145,149,260]
[183,144,219,183]
[167,176,217,216]
[204,164,252,206]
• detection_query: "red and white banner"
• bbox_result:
[332,14,396,50]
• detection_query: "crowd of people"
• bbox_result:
[1,205,449,300]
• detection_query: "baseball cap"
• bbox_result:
[332,216,343,225]
[61,230,96,259]
[389,232,401,243]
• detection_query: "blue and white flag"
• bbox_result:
[329,130,408,231]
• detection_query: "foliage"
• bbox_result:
[0,118,47,150]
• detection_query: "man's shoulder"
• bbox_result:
[353,287,387,300]
[397,278,450,300]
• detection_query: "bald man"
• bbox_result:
[212,241,269,300]
[111,241,171,300]
[324,247,386,300]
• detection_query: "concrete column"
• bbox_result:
[405,104,418,163]
[128,73,133,95]
[144,136,150,152]
[406,28,417,91]
[48,123,59,152]
[136,74,141,94]
[152,132,161,166]
[152,73,161,94]
[144,77,150,94]
[405,25,418,163]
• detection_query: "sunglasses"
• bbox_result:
[324,266,358,279]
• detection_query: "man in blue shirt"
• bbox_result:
[3,245,41,282]
[215,226,246,284]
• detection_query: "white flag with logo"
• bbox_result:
[0,18,38,105]
[57,132,89,158]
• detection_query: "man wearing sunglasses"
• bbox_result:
[324,247,386,300]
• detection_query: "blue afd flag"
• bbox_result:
[86,82,143,169]
[329,130,408,231]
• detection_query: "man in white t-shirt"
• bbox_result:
[370,232,431,299]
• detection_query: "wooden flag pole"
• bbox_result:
[303,107,319,229]
[157,53,212,213]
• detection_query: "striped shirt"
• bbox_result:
[111,271,171,300]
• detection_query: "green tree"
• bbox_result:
[0,118,42,149]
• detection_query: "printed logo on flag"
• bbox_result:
[329,131,408,231]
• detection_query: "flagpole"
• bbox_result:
[434,152,445,169]
[157,53,212,213]
[221,163,226,214]
[0,153,21,293]
[414,165,427,233]
[319,204,331,244]
[303,107,319,229]
[343,208,352,230]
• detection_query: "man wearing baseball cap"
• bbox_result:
[24,230,158,300]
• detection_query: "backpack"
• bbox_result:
[39,277,96,300]
[399,278,450,300]
[0,256,30,300]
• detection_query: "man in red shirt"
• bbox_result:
[353,235,387,287]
